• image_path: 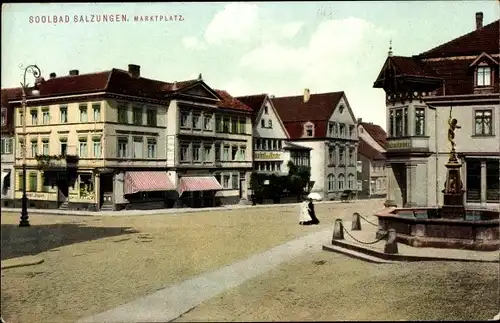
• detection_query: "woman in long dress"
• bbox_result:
[308,198,320,224]
[298,199,313,225]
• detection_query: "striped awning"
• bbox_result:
[178,176,222,196]
[124,171,176,195]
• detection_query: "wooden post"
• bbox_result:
[351,212,361,231]
[332,219,344,241]
[384,228,399,254]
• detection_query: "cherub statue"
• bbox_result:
[447,115,461,151]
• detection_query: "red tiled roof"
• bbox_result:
[417,19,499,58]
[358,138,385,160]
[272,92,344,139]
[236,94,267,112]
[360,122,387,149]
[3,69,250,112]
[390,56,440,78]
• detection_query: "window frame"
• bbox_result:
[473,108,494,136]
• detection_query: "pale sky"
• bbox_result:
[2,2,499,129]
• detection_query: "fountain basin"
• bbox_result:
[375,207,500,251]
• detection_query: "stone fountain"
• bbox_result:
[375,116,499,251]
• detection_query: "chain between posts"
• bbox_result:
[342,226,388,245]
[357,213,379,227]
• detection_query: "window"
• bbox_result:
[348,174,355,189]
[338,174,345,190]
[232,173,239,189]
[328,147,335,165]
[146,109,157,126]
[277,140,282,150]
[180,144,190,162]
[466,160,481,202]
[1,108,6,126]
[474,110,493,136]
[192,114,201,130]
[79,174,94,199]
[79,104,88,122]
[41,173,49,192]
[415,108,425,136]
[231,117,238,133]
[42,139,49,155]
[180,111,191,128]
[18,172,24,191]
[404,108,408,136]
[215,173,222,185]
[261,119,265,128]
[92,103,101,122]
[339,124,345,137]
[147,139,156,158]
[327,174,335,192]
[18,139,24,158]
[193,144,202,162]
[389,110,395,137]
[222,117,230,133]
[328,122,334,136]
[203,145,211,161]
[223,174,231,188]
[339,148,345,165]
[349,125,355,137]
[93,139,101,158]
[79,139,88,157]
[215,116,223,132]
[133,137,143,158]
[133,106,142,125]
[395,109,403,137]
[231,146,238,160]
[486,160,499,202]
[270,140,274,150]
[60,141,67,156]
[42,109,50,124]
[215,143,221,162]
[348,149,354,165]
[264,105,269,114]
[117,137,128,158]
[239,146,246,161]
[30,140,38,157]
[238,118,246,134]
[333,123,338,136]
[31,110,38,125]
[118,105,128,124]
[28,172,37,192]
[305,124,314,137]
[18,111,24,126]
[476,66,491,87]
[60,105,68,123]
[223,145,230,161]
[1,138,13,154]
[268,120,273,128]
[204,114,212,130]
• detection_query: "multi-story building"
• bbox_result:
[1,88,20,207]
[357,120,388,198]
[269,89,359,200]
[373,12,499,208]
[6,65,252,210]
[237,94,312,177]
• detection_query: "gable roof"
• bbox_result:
[360,122,387,149]
[271,91,344,139]
[4,69,251,112]
[417,19,499,58]
[358,138,386,161]
[236,94,267,113]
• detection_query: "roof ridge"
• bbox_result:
[417,19,499,57]
[46,69,112,81]
[273,90,344,99]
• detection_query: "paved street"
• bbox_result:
[1,199,383,323]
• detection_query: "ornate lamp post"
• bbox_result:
[19,64,41,227]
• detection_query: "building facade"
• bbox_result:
[1,88,20,207]
[373,12,499,209]
[270,90,359,200]
[357,120,388,198]
[6,65,252,210]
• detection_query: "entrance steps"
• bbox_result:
[59,201,69,210]
[100,203,114,211]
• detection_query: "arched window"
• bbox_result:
[348,173,355,189]
[327,174,335,192]
[338,173,345,190]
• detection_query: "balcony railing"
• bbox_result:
[386,137,429,152]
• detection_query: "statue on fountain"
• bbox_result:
[447,113,461,161]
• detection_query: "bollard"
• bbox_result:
[384,229,398,254]
[332,219,344,241]
[351,212,362,231]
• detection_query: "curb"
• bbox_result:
[1,256,44,270]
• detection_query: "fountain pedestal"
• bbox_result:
[441,150,465,219]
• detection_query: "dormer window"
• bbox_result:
[476,66,491,87]
[304,122,314,137]
[261,119,265,128]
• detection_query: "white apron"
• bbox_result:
[298,201,312,223]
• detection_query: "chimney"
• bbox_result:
[269,94,275,99]
[69,69,79,76]
[476,12,483,29]
[49,72,57,79]
[128,64,140,78]
[171,81,178,91]
[357,118,362,123]
[303,88,310,103]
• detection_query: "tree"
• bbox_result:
[287,161,311,201]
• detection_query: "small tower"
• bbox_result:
[197,73,202,81]
[388,38,393,57]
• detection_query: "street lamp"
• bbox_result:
[19,64,41,227]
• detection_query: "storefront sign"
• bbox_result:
[15,192,53,200]
[254,152,281,160]
[388,140,411,149]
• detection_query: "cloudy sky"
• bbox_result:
[2,2,498,129]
